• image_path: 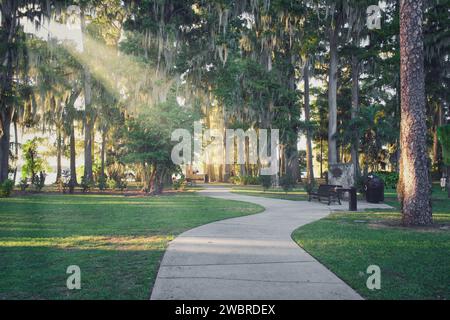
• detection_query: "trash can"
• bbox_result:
[365,174,385,203]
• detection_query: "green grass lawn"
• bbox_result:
[0,193,263,300]
[231,186,309,201]
[292,187,450,300]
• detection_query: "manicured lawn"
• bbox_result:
[232,186,308,201]
[0,193,263,300]
[292,187,450,300]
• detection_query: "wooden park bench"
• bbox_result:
[308,184,342,205]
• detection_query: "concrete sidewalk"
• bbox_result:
[151,187,377,300]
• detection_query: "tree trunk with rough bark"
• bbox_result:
[0,1,18,184]
[13,118,18,183]
[351,54,361,180]
[304,60,314,184]
[56,126,62,183]
[398,0,432,226]
[80,9,94,183]
[328,23,339,166]
[0,108,12,183]
[101,130,106,179]
[69,121,77,193]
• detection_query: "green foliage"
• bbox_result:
[19,179,29,192]
[32,172,46,192]
[21,138,47,182]
[80,176,93,193]
[303,180,316,194]
[280,175,296,194]
[438,125,450,165]
[106,178,127,191]
[374,172,399,189]
[106,178,116,190]
[260,175,272,192]
[98,175,107,191]
[229,176,240,185]
[230,175,260,186]
[116,180,127,191]
[173,176,187,191]
[0,180,14,198]
[120,93,199,191]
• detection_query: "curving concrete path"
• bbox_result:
[151,186,367,300]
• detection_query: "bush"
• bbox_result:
[115,180,127,191]
[303,180,316,194]
[374,172,399,189]
[230,175,260,186]
[243,176,260,185]
[32,172,46,192]
[229,176,241,185]
[260,175,272,191]
[173,176,186,191]
[280,175,296,194]
[19,178,29,191]
[0,179,14,198]
[107,178,116,190]
[80,176,93,193]
[98,176,107,191]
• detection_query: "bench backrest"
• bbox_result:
[317,185,342,195]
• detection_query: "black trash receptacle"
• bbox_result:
[365,174,385,203]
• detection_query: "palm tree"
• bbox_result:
[398,0,432,225]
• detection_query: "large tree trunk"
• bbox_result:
[432,103,444,168]
[351,54,361,180]
[13,117,18,183]
[0,107,13,183]
[80,9,94,183]
[328,23,339,166]
[0,1,18,184]
[398,0,432,226]
[56,125,62,183]
[100,130,106,179]
[285,50,299,183]
[304,60,315,184]
[69,121,77,193]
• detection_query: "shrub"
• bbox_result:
[80,176,93,193]
[260,175,272,191]
[374,172,399,189]
[243,176,260,185]
[98,176,107,191]
[230,175,260,186]
[173,177,186,191]
[107,178,116,190]
[59,170,71,194]
[303,180,316,194]
[114,179,127,191]
[32,172,46,192]
[0,179,14,198]
[229,176,241,185]
[19,178,29,191]
[280,175,296,194]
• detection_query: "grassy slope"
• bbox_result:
[0,193,263,300]
[292,187,450,300]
